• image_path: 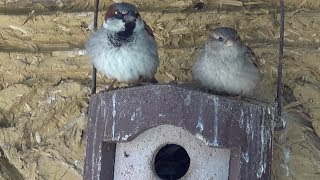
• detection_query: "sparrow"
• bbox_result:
[192,27,261,96]
[85,3,159,85]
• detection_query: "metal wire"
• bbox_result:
[275,0,285,126]
[91,0,99,95]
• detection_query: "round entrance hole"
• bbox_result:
[154,144,190,180]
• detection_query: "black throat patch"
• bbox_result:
[109,21,136,47]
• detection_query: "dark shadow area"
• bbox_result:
[154,144,190,180]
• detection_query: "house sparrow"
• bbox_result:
[192,27,261,96]
[85,3,159,85]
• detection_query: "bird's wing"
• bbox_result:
[244,46,259,68]
[143,20,155,39]
[191,45,205,81]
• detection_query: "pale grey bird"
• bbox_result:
[192,27,261,96]
[85,3,159,85]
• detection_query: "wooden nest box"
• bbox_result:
[84,84,273,180]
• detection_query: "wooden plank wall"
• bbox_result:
[1,0,320,85]
[0,0,319,52]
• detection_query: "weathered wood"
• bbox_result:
[1,0,319,14]
[0,50,91,85]
[0,10,319,52]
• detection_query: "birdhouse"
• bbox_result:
[84,84,273,180]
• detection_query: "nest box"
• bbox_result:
[84,84,273,180]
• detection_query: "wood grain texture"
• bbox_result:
[1,0,320,14]
[1,10,319,52]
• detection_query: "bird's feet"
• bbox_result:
[231,95,242,100]
[133,77,158,87]
[201,88,216,94]
[202,89,242,100]
[135,82,155,86]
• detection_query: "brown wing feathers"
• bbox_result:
[143,21,155,39]
[104,4,116,21]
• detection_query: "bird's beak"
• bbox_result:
[210,32,218,39]
[123,11,138,23]
[225,39,233,47]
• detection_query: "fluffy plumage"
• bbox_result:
[85,3,159,84]
[192,27,261,96]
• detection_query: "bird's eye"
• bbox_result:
[218,37,224,42]
[113,11,123,19]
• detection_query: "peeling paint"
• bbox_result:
[257,108,267,178]
[158,113,165,117]
[112,93,117,118]
[96,143,102,180]
[92,101,101,176]
[246,108,253,138]
[246,117,251,134]
[121,133,133,141]
[130,112,136,121]
[212,96,219,146]
[196,98,204,134]
[242,151,249,163]
[111,136,121,141]
[196,121,204,134]
[196,133,210,146]
[184,91,192,106]
[239,109,244,128]
[101,99,107,120]
[112,119,115,138]
[122,135,129,141]
[251,108,256,140]
[257,160,266,178]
